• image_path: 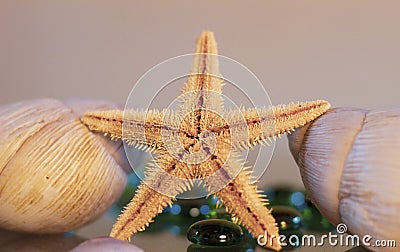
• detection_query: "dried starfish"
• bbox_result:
[81,31,330,251]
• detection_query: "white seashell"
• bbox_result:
[288,107,400,251]
[0,99,130,234]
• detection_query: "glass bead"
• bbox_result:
[187,219,244,246]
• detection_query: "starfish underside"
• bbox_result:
[81,31,330,251]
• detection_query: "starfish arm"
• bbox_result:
[272,100,331,135]
[217,100,331,151]
[215,170,281,251]
[81,109,180,153]
[200,154,281,251]
[178,31,225,115]
[110,183,173,240]
[110,152,193,240]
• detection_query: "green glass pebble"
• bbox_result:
[271,205,302,231]
[187,219,244,246]
[205,208,232,221]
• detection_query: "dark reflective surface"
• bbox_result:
[187,220,244,246]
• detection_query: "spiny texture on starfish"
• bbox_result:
[81,31,330,251]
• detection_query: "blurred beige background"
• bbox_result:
[1,1,399,188]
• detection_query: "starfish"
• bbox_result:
[81,31,330,251]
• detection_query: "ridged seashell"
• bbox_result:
[0,99,130,233]
[288,107,400,251]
